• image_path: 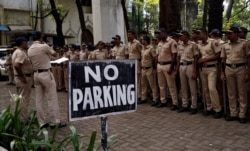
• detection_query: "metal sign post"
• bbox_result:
[101,116,108,151]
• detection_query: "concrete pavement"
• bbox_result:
[0,81,250,151]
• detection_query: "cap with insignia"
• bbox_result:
[239,27,248,33]
[179,30,190,37]
[127,30,136,35]
[224,26,239,33]
[170,32,182,38]
[209,29,221,36]
[195,28,207,34]
[112,35,121,40]
[159,27,167,33]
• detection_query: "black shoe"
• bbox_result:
[203,110,214,116]
[137,100,147,104]
[151,101,160,107]
[170,105,178,111]
[189,108,197,115]
[239,118,247,124]
[155,103,167,108]
[40,123,50,129]
[50,122,67,129]
[177,107,188,113]
[213,112,222,119]
[225,116,238,121]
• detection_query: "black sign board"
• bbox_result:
[68,60,137,121]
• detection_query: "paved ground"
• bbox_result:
[1,81,250,151]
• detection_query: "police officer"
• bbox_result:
[79,42,89,60]
[209,29,225,109]
[28,31,66,129]
[239,27,248,39]
[221,26,250,124]
[139,36,159,105]
[111,35,128,59]
[196,28,222,118]
[12,37,33,119]
[155,28,179,110]
[6,47,15,85]
[88,41,109,60]
[127,30,142,102]
[176,31,199,114]
[62,45,70,93]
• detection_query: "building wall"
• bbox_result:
[0,0,37,45]
[42,0,93,45]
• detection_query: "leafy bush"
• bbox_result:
[0,93,117,151]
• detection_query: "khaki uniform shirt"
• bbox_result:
[178,40,199,62]
[89,49,109,60]
[12,48,33,75]
[5,53,12,66]
[141,45,156,67]
[111,44,128,59]
[28,41,55,70]
[157,37,178,62]
[221,39,250,64]
[127,39,142,60]
[79,49,88,60]
[198,38,221,64]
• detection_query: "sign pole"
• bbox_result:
[101,116,108,151]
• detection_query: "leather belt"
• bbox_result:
[202,64,216,68]
[15,73,32,77]
[180,61,192,66]
[158,61,171,65]
[5,64,12,66]
[141,66,152,70]
[34,69,51,73]
[52,64,60,67]
[226,63,245,69]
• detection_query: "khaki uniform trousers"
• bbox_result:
[157,64,178,105]
[141,68,159,101]
[6,65,14,83]
[225,66,248,118]
[200,67,221,112]
[63,67,68,91]
[52,66,58,86]
[179,65,197,109]
[15,76,33,119]
[137,62,141,99]
[34,71,60,125]
[52,65,64,90]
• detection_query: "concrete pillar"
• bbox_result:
[92,0,125,44]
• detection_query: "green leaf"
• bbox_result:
[87,131,97,151]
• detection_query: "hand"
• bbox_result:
[172,70,178,77]
[198,58,208,64]
[19,76,27,84]
[244,74,250,82]
[153,69,156,75]
[138,70,141,75]
[167,68,172,74]
[220,72,226,81]
[192,71,197,80]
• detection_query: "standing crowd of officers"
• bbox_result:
[46,26,250,124]
[5,26,250,127]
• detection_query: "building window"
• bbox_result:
[81,0,92,6]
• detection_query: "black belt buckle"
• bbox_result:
[231,64,237,69]
[25,73,32,77]
[142,67,151,70]
[183,61,188,65]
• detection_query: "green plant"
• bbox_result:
[0,93,117,151]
